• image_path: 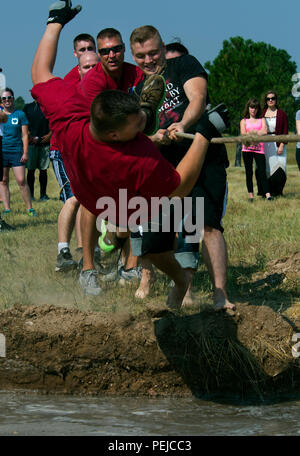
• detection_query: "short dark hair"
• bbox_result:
[73,33,96,49]
[242,98,262,118]
[165,42,189,56]
[97,28,123,42]
[91,90,140,133]
[2,87,14,97]
[263,90,279,109]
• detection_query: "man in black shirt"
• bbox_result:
[23,100,51,201]
[130,25,234,314]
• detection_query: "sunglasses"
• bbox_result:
[266,97,276,101]
[98,44,124,56]
[1,96,13,100]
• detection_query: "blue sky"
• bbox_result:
[1,0,299,102]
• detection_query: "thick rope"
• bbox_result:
[175,133,300,144]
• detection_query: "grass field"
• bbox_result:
[0,143,299,317]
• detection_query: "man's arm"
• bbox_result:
[31,1,81,85]
[167,76,207,140]
[31,23,62,85]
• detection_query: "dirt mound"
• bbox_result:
[0,303,299,400]
[267,252,300,277]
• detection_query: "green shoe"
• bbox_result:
[139,74,166,135]
[98,220,116,254]
[28,208,37,217]
[3,209,11,215]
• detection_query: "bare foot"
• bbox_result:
[166,270,189,311]
[214,296,235,316]
[135,269,156,299]
[182,291,196,307]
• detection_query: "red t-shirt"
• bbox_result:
[50,66,81,150]
[31,78,180,226]
[51,61,143,151]
[79,61,144,105]
[64,65,81,84]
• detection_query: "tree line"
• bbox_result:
[205,36,298,134]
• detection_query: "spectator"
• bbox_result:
[261,90,288,196]
[0,103,15,231]
[23,100,51,201]
[0,88,36,216]
[240,98,271,201]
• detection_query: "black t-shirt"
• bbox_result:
[136,54,228,169]
[23,101,50,140]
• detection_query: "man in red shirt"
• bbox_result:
[31,1,212,310]
[76,26,144,292]
[64,33,96,84]
[50,36,98,274]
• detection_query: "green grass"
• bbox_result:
[1,143,299,317]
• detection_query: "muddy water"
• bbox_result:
[1,392,300,436]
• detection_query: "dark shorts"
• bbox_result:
[50,149,74,202]
[2,150,24,168]
[130,207,177,256]
[27,144,50,170]
[191,162,227,233]
[130,162,227,259]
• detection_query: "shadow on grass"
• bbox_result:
[10,218,57,230]
[154,307,300,405]
[192,261,298,313]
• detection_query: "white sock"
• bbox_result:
[58,242,69,253]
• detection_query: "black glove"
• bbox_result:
[47,1,82,27]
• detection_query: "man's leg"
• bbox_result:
[50,150,78,271]
[80,206,99,271]
[202,226,235,313]
[55,195,80,271]
[39,169,48,199]
[39,145,50,200]
[75,205,83,250]
[27,169,36,199]
[58,196,79,245]
[145,251,189,310]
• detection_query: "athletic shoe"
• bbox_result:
[55,247,78,272]
[207,103,230,134]
[119,266,142,285]
[28,208,37,217]
[0,218,16,232]
[3,209,11,215]
[139,74,166,135]
[39,194,50,202]
[78,269,102,295]
[100,258,123,282]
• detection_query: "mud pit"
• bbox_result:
[0,252,299,400]
[0,299,299,401]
